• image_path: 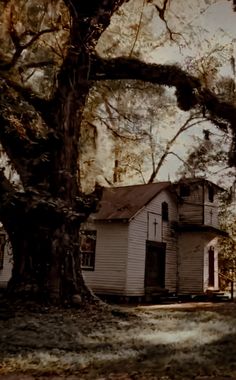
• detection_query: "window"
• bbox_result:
[0,234,6,270]
[80,231,96,270]
[208,186,214,203]
[180,184,190,197]
[162,202,169,221]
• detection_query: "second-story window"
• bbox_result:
[180,184,190,197]
[208,186,214,203]
[162,202,169,221]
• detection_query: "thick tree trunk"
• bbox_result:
[7,211,93,304]
[1,5,118,306]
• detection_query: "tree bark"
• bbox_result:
[6,205,94,304]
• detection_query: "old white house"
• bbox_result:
[0,178,227,298]
[81,178,227,298]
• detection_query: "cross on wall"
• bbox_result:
[153,218,158,237]
[210,209,213,225]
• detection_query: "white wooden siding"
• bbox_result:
[204,205,219,228]
[178,232,204,294]
[178,232,219,294]
[0,239,12,287]
[203,237,219,291]
[82,222,128,295]
[126,190,178,295]
[126,211,147,296]
[148,213,162,241]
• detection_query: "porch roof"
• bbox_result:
[177,224,228,237]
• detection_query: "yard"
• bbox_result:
[0,301,236,380]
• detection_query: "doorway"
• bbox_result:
[208,246,215,287]
[145,241,166,288]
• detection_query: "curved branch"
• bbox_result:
[153,0,180,41]
[91,56,236,165]
[1,26,57,71]
[147,116,210,183]
[91,56,200,110]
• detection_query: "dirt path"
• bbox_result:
[1,302,236,379]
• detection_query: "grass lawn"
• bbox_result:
[0,302,236,379]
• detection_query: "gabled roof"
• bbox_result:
[174,177,224,191]
[93,182,171,221]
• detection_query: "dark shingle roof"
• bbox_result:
[94,182,171,221]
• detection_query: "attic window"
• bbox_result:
[0,234,6,270]
[180,184,190,197]
[162,202,169,221]
[80,231,96,271]
[208,186,214,203]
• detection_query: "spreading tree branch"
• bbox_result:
[1,23,57,71]
[91,56,200,109]
[152,0,180,41]
[91,56,236,165]
[147,115,207,183]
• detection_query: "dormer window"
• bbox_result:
[162,202,169,221]
[208,186,214,203]
[180,184,190,197]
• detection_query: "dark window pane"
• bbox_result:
[180,184,190,197]
[208,186,214,202]
[80,231,96,270]
[162,202,169,221]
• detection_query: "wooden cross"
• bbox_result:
[153,218,158,237]
[210,209,213,225]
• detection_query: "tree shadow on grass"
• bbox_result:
[84,329,236,379]
[0,304,236,379]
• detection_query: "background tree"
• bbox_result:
[0,0,236,305]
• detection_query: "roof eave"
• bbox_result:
[176,223,229,237]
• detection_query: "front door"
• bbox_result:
[145,241,166,288]
[208,246,215,287]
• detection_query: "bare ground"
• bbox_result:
[1,300,236,380]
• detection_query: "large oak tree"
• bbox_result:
[0,0,235,304]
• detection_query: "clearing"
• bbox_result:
[0,301,236,380]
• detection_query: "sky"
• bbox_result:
[149,0,236,70]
